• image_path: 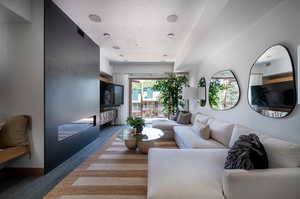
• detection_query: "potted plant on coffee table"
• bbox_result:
[127,117,145,134]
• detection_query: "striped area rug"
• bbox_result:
[44,131,177,199]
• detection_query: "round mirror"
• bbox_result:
[197,77,206,107]
[209,70,240,110]
[248,44,296,118]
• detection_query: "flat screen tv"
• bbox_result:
[251,81,295,108]
[100,81,124,107]
[114,84,124,106]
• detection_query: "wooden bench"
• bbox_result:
[0,146,30,164]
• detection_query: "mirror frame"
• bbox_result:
[209,70,241,111]
[197,77,207,107]
[247,44,297,118]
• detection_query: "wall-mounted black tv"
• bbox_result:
[100,81,124,107]
[251,81,295,108]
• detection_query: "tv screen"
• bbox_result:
[251,81,295,108]
[100,81,114,107]
[100,81,124,107]
[114,84,124,105]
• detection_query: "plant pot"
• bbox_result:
[136,126,143,133]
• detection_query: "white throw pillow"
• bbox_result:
[193,114,210,125]
[229,124,260,148]
[191,121,210,140]
[208,119,234,147]
[259,134,300,168]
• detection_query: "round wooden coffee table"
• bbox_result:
[122,127,164,154]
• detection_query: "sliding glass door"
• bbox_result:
[129,79,165,121]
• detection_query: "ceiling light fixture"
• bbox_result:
[167,14,178,23]
[167,33,175,39]
[103,33,111,39]
[112,46,120,50]
[89,14,101,23]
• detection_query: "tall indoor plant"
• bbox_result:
[153,73,188,117]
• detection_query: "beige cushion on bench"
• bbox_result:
[0,115,29,147]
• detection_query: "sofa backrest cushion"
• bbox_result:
[191,121,210,140]
[229,124,259,148]
[177,112,192,124]
[209,119,234,147]
[259,134,300,168]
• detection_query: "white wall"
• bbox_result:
[0,0,31,22]
[185,0,300,144]
[0,0,44,168]
[100,48,113,76]
[112,62,174,76]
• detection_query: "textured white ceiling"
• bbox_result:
[53,0,205,63]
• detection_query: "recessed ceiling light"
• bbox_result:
[167,33,175,39]
[112,46,120,50]
[119,54,124,57]
[89,14,101,23]
[103,33,111,39]
[163,54,168,57]
[167,15,178,23]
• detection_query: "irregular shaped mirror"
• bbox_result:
[197,77,206,107]
[209,70,240,110]
[248,44,296,118]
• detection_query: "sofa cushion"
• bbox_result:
[0,115,29,147]
[259,135,300,168]
[209,119,234,147]
[148,148,228,199]
[225,134,268,170]
[193,113,210,125]
[174,126,225,149]
[176,112,192,124]
[152,119,181,131]
[191,121,210,140]
[229,124,259,148]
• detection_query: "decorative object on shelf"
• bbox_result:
[248,44,296,118]
[153,73,188,117]
[127,117,145,134]
[100,110,117,125]
[197,77,207,107]
[209,70,240,111]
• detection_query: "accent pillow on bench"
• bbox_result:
[0,115,30,148]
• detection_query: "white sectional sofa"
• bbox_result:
[148,113,300,199]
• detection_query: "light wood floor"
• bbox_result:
[44,132,177,199]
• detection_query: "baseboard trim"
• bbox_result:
[4,167,44,177]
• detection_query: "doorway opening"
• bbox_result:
[129,79,167,123]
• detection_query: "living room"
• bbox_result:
[0,0,300,199]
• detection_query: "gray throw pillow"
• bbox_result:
[177,112,192,124]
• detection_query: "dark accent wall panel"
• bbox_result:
[44,0,100,173]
